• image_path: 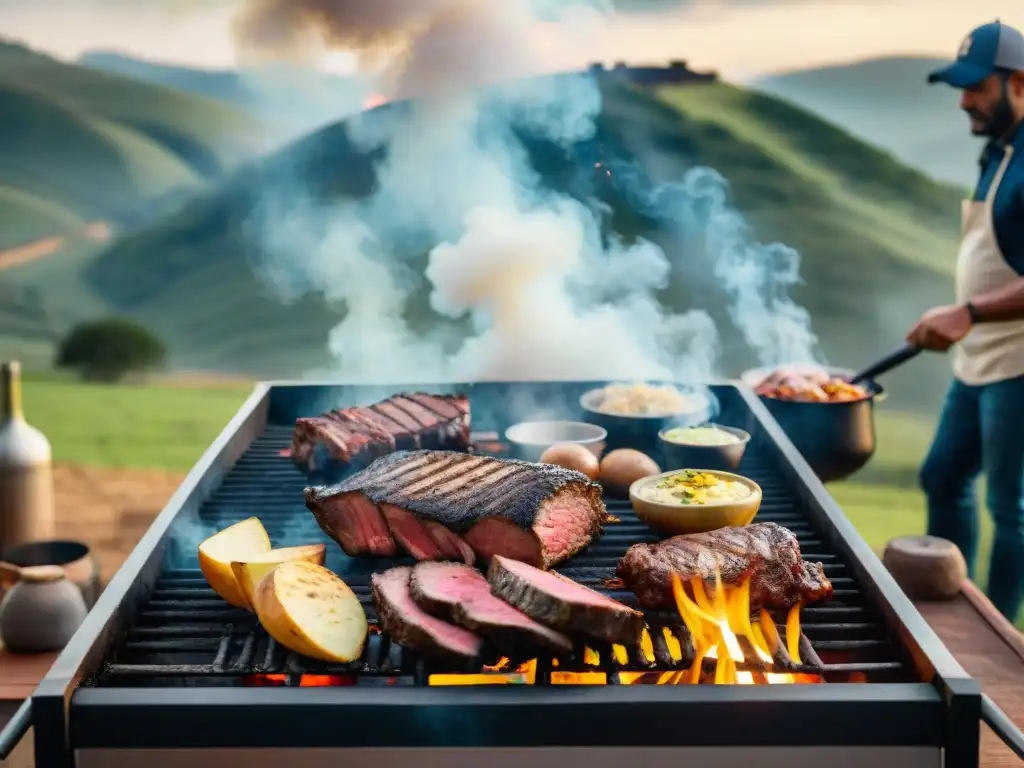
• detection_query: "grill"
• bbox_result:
[18,381,987,768]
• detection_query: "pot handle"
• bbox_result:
[0,699,30,760]
[982,694,1024,760]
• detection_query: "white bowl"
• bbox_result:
[505,421,608,463]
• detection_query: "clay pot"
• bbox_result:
[0,540,101,608]
[882,535,967,601]
[0,564,88,652]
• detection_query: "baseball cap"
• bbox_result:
[928,20,1024,88]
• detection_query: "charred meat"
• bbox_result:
[616,521,833,610]
[488,555,644,646]
[370,566,483,669]
[290,393,471,472]
[410,561,572,656]
[305,450,606,568]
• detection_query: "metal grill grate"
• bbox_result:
[89,422,916,688]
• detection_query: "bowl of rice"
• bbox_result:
[579,382,713,454]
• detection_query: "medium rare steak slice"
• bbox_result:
[488,556,644,647]
[616,521,834,611]
[305,450,606,568]
[371,566,484,670]
[307,491,397,557]
[410,561,572,656]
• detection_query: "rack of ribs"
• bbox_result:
[290,393,470,473]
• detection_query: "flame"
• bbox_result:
[245,674,355,686]
[670,571,804,685]
[363,93,389,110]
[429,659,536,686]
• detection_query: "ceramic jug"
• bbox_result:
[0,564,88,652]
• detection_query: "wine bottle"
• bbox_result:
[0,361,55,551]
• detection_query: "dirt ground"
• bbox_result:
[51,464,185,582]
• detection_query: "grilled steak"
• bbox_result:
[410,561,572,656]
[371,566,484,669]
[488,556,644,646]
[305,450,606,567]
[616,521,834,610]
[291,393,471,473]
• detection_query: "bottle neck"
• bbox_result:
[1,362,24,423]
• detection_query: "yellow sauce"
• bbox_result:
[639,470,751,506]
[662,426,740,446]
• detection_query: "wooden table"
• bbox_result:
[0,645,56,768]
[913,581,1024,767]
[0,584,1021,767]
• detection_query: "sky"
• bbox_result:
[0,0,1021,80]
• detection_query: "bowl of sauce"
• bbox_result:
[629,468,762,535]
[658,423,750,472]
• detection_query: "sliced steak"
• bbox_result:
[371,566,484,670]
[410,561,572,656]
[488,556,644,647]
[421,520,476,565]
[307,491,397,557]
[305,450,606,568]
[379,503,442,561]
[616,521,834,610]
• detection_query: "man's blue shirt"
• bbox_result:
[974,123,1024,275]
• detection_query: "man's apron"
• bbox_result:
[953,146,1024,385]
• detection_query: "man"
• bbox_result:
[908,20,1024,622]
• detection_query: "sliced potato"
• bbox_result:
[230,544,328,610]
[253,560,368,663]
[198,517,271,608]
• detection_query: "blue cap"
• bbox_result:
[928,21,1024,88]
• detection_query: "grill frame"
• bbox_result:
[28,380,981,768]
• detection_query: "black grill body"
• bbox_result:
[27,381,981,767]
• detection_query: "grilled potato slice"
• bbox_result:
[230,544,328,610]
[198,517,271,608]
[253,561,368,663]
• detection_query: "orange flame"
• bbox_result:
[670,571,805,685]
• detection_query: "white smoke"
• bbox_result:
[236,0,820,386]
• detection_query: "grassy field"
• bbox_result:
[21,372,253,470]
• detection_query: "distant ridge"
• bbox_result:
[753,55,983,188]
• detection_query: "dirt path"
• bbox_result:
[0,222,112,272]
[51,464,185,582]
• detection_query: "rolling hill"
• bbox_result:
[79,50,365,139]
[1,73,965,409]
[0,40,272,246]
[753,56,983,188]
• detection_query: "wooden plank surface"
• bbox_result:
[914,582,1024,767]
[0,646,57,702]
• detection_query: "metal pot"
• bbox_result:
[740,366,884,483]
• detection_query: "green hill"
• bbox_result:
[753,56,983,188]
[0,40,269,243]
[3,75,965,409]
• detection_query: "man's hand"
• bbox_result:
[905,304,973,351]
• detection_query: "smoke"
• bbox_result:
[236,0,820,392]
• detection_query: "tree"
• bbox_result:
[55,318,167,382]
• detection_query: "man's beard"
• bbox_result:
[966,98,1016,138]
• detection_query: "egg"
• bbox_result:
[599,449,661,495]
[539,443,600,479]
